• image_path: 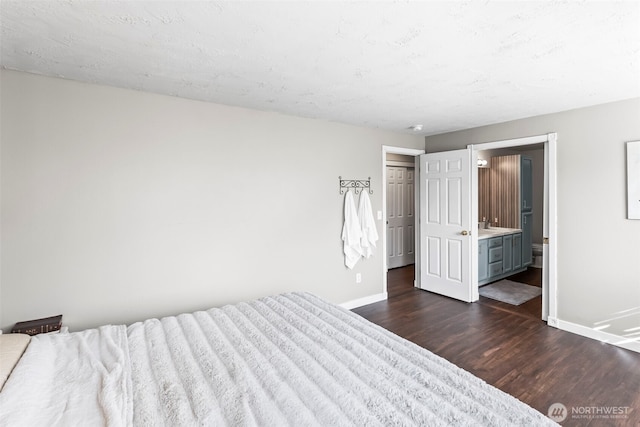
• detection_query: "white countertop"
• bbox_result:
[478,227,522,240]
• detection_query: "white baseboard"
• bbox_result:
[556,319,640,354]
[340,292,388,310]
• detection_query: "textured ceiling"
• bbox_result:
[1,1,639,135]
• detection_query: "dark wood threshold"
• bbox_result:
[355,265,640,426]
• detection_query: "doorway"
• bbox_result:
[386,155,416,269]
[381,146,425,296]
[476,146,544,319]
[469,133,557,323]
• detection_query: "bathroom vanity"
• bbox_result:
[478,227,527,285]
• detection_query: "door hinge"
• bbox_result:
[543,237,549,244]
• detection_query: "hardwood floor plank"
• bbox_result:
[353,265,640,426]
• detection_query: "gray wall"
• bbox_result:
[0,70,424,331]
[425,98,640,337]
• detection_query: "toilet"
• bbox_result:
[532,243,543,268]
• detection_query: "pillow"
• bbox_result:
[0,333,31,392]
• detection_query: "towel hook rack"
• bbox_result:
[339,176,372,195]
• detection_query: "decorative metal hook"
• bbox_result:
[339,176,372,195]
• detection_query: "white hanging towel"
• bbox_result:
[341,190,363,269]
[358,190,379,258]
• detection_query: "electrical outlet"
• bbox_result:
[356,273,362,283]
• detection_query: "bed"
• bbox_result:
[0,292,556,426]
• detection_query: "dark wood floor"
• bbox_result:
[354,265,640,426]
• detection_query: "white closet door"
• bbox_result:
[387,166,415,269]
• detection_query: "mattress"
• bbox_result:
[0,292,556,426]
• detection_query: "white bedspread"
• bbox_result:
[0,293,557,426]
[0,325,131,426]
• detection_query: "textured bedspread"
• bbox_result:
[0,325,132,425]
[1,292,557,426]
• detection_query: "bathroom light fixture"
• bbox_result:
[410,124,423,132]
[477,159,488,167]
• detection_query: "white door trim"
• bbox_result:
[468,134,549,150]
[467,133,558,323]
[382,146,425,295]
[387,160,417,167]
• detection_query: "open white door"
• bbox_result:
[419,149,477,302]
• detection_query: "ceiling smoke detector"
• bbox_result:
[410,124,423,132]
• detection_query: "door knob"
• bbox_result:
[461,230,469,236]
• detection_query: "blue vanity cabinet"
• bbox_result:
[521,212,533,267]
[512,232,522,270]
[520,156,533,267]
[479,232,525,286]
[487,237,503,280]
[478,239,488,282]
[521,157,533,212]
[502,234,513,274]
[478,236,505,285]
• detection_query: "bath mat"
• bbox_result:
[479,279,542,305]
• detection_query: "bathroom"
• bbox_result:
[477,145,545,308]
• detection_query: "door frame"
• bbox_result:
[468,133,558,322]
[382,146,425,295]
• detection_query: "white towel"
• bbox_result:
[341,190,362,269]
[358,190,379,258]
